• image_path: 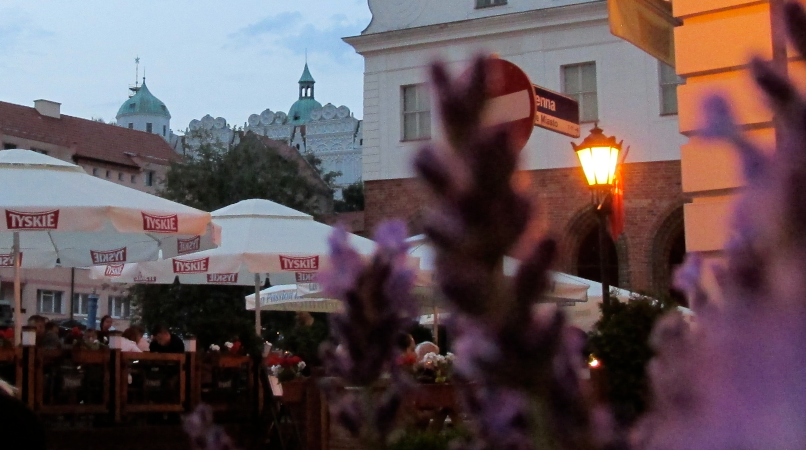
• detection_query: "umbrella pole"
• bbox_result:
[13,232,21,346]
[254,273,262,338]
[432,306,439,347]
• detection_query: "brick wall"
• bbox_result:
[365,160,687,293]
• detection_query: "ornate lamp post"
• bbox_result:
[572,125,623,309]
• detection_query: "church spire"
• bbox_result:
[298,63,315,99]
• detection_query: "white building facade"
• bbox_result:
[345,0,689,294]
[186,64,363,188]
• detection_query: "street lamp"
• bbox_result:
[572,124,623,309]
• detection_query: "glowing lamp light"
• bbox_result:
[108,330,123,350]
[183,335,197,353]
[589,358,601,368]
[572,125,622,188]
[21,326,37,347]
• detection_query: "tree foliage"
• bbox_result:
[334,181,365,212]
[130,130,336,353]
[587,295,677,426]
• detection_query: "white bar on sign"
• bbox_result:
[481,90,531,127]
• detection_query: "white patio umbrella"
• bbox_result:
[90,198,378,335]
[0,149,219,342]
[406,235,592,340]
[245,284,342,313]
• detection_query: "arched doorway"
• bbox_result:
[652,207,686,300]
[576,226,620,286]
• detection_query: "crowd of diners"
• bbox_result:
[25,315,187,354]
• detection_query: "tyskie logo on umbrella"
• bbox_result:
[295,272,317,283]
[142,212,179,233]
[91,247,127,265]
[173,257,209,274]
[177,236,201,254]
[279,255,319,271]
[134,273,157,283]
[104,264,125,277]
[207,273,238,284]
[0,252,21,267]
[5,209,59,230]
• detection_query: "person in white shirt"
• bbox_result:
[121,327,144,352]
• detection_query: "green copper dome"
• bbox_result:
[288,97,322,125]
[116,81,171,119]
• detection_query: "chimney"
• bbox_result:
[34,99,61,119]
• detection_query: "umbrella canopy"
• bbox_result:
[245,284,342,313]
[0,149,219,342]
[0,150,219,267]
[90,198,378,334]
[418,275,638,332]
[407,235,591,303]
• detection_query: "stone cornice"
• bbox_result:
[343,1,608,54]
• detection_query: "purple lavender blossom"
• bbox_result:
[318,220,417,443]
[414,55,609,450]
[183,404,238,450]
[636,3,806,450]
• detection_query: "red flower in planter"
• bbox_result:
[230,341,242,354]
[0,328,13,341]
[70,327,83,338]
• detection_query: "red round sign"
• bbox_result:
[469,57,537,152]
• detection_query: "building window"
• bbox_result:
[129,103,135,110]
[128,123,134,129]
[659,61,683,115]
[31,148,48,155]
[3,143,17,150]
[145,171,154,187]
[402,84,431,141]
[109,296,131,319]
[106,170,111,178]
[476,0,507,7]
[163,125,167,136]
[118,172,124,181]
[72,293,91,317]
[92,168,99,176]
[146,123,153,133]
[38,290,63,314]
[562,62,598,122]
[131,174,137,183]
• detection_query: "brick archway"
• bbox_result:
[561,206,630,288]
[650,205,686,296]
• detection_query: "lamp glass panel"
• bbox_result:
[590,146,618,185]
[576,148,597,186]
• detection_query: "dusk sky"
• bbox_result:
[0,0,371,133]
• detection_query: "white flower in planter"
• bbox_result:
[209,344,221,352]
[225,342,233,349]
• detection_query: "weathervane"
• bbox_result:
[135,56,140,88]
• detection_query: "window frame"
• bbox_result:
[145,171,155,187]
[401,84,432,142]
[658,61,683,116]
[476,0,507,8]
[146,123,153,133]
[108,296,131,320]
[37,290,63,314]
[561,62,599,123]
[72,293,91,317]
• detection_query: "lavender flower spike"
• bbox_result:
[318,220,417,445]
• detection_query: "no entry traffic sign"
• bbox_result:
[473,57,581,148]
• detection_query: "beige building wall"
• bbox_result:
[675,0,787,260]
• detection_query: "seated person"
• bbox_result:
[149,325,185,353]
[120,327,143,352]
[131,325,150,352]
[97,315,114,344]
[415,341,440,361]
[27,315,46,346]
[397,333,417,366]
[40,322,61,349]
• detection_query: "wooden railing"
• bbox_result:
[1,345,261,422]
